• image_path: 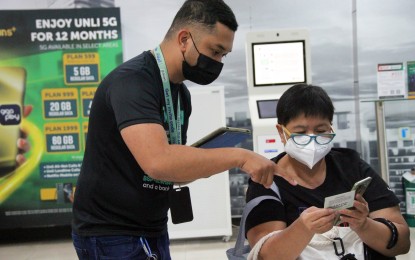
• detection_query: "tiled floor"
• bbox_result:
[0,226,414,259]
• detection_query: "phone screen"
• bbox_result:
[0,67,26,177]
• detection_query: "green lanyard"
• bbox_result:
[153,46,182,145]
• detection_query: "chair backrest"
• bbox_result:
[226,182,283,259]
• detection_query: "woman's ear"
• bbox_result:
[276,124,286,143]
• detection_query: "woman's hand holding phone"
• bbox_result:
[333,177,372,226]
[338,193,370,231]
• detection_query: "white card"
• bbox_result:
[324,190,356,210]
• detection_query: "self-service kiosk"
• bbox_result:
[245,29,312,159]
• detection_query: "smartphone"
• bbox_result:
[56,183,73,203]
[56,183,64,203]
[0,67,26,177]
[334,177,372,225]
[63,183,73,203]
[351,177,372,197]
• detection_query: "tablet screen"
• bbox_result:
[191,127,251,148]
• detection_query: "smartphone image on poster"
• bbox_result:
[0,67,26,177]
[56,183,73,203]
[63,183,73,203]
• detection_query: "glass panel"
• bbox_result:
[362,99,415,213]
[384,99,415,209]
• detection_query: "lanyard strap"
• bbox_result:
[140,237,158,259]
[153,46,182,145]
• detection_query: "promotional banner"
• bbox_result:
[0,8,122,228]
[408,61,415,99]
[377,63,406,99]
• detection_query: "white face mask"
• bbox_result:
[283,134,333,169]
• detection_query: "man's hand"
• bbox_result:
[240,150,297,188]
[16,105,32,165]
[274,163,297,186]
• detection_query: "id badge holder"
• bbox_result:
[169,186,193,224]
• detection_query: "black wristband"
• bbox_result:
[373,217,398,249]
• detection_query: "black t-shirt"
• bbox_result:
[72,51,192,237]
[245,148,400,235]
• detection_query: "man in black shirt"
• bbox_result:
[72,1,291,259]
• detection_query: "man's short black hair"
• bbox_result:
[165,0,238,38]
[277,83,334,125]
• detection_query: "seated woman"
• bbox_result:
[246,84,410,259]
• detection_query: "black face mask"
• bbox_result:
[182,33,224,85]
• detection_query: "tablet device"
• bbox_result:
[191,127,251,148]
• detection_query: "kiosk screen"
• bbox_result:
[252,41,306,86]
[257,99,278,119]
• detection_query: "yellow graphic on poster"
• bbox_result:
[80,87,96,118]
[63,52,100,85]
[42,88,78,119]
[82,121,89,150]
[44,122,81,153]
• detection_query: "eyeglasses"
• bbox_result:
[282,126,336,146]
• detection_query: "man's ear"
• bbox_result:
[177,30,190,52]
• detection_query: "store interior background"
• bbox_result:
[1,0,415,259]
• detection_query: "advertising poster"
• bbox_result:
[0,8,122,228]
[408,61,415,99]
[376,63,406,99]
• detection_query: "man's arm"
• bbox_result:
[121,123,285,188]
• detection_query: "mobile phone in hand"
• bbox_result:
[333,177,372,225]
[351,177,372,197]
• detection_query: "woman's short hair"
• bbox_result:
[276,83,334,125]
